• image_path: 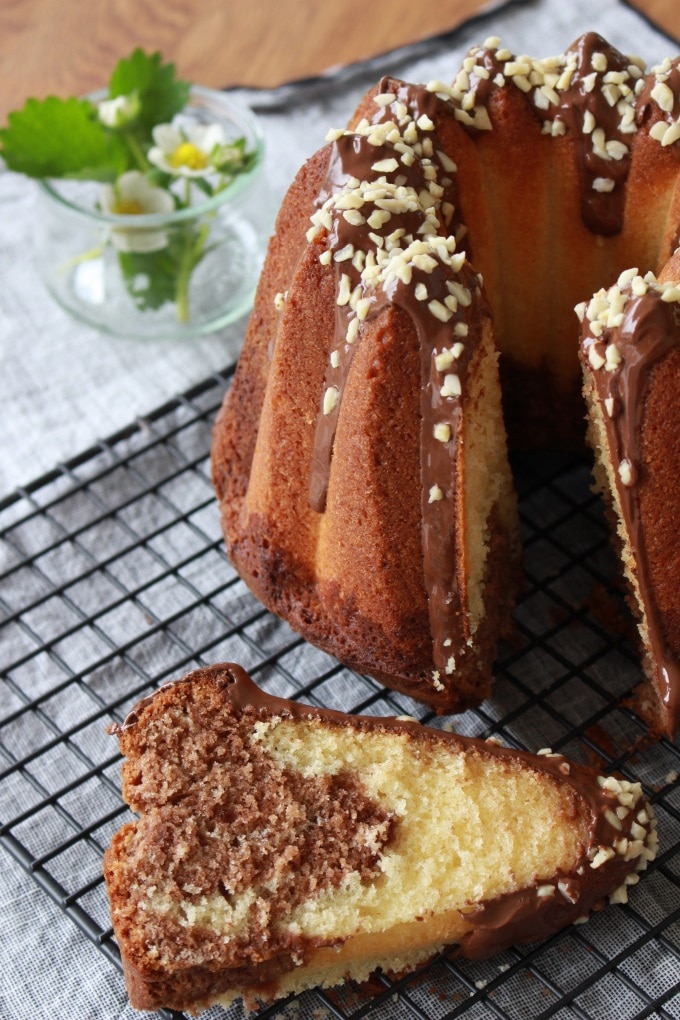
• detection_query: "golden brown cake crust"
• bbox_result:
[212,145,332,519]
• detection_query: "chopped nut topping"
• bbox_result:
[337,274,352,306]
[651,80,675,112]
[558,880,577,903]
[322,386,339,415]
[587,343,606,370]
[605,344,622,370]
[590,846,616,869]
[343,208,366,226]
[416,113,435,131]
[609,884,629,904]
[435,349,455,371]
[333,244,355,263]
[605,808,623,831]
[346,318,359,344]
[428,299,452,323]
[374,92,397,107]
[618,459,633,486]
[371,157,400,174]
[440,373,462,398]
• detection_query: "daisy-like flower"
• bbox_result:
[100,170,175,252]
[148,121,233,177]
[97,92,141,129]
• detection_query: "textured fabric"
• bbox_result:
[1,1,679,1019]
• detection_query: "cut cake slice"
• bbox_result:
[578,251,680,737]
[104,663,657,1014]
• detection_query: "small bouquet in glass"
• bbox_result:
[0,50,267,338]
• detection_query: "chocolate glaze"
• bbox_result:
[460,33,639,236]
[305,79,485,673]
[558,33,634,236]
[307,80,460,514]
[582,288,680,734]
[636,56,680,155]
[112,663,655,965]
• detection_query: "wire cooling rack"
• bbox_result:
[1,367,679,1020]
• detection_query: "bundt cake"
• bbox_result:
[578,251,680,737]
[103,663,658,1015]
[211,33,680,720]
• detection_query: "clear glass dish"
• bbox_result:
[35,86,270,339]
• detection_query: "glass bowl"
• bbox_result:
[35,86,270,339]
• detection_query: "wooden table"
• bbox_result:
[0,0,676,125]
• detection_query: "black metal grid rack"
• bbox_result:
[1,366,679,1020]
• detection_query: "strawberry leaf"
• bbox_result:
[0,96,128,181]
[109,50,190,132]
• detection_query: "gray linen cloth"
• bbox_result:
[1,1,678,1018]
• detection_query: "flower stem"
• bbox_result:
[58,242,105,275]
[175,219,210,323]
[125,132,151,172]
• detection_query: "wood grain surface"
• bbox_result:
[0,0,676,125]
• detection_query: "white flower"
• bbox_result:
[100,171,175,252]
[148,121,229,177]
[97,92,141,129]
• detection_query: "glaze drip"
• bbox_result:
[636,55,680,151]
[305,80,482,674]
[445,32,643,236]
[556,33,635,235]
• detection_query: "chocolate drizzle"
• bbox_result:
[307,80,457,514]
[582,284,680,733]
[306,123,444,515]
[112,663,657,964]
[636,55,680,154]
[305,79,484,675]
[556,34,634,235]
[449,33,653,236]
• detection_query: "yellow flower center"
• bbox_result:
[170,142,209,170]
[115,198,145,215]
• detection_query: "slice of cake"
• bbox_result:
[211,135,521,714]
[103,663,657,1014]
[578,252,680,737]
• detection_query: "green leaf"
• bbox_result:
[117,245,179,311]
[0,96,128,180]
[117,218,209,321]
[109,49,190,132]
